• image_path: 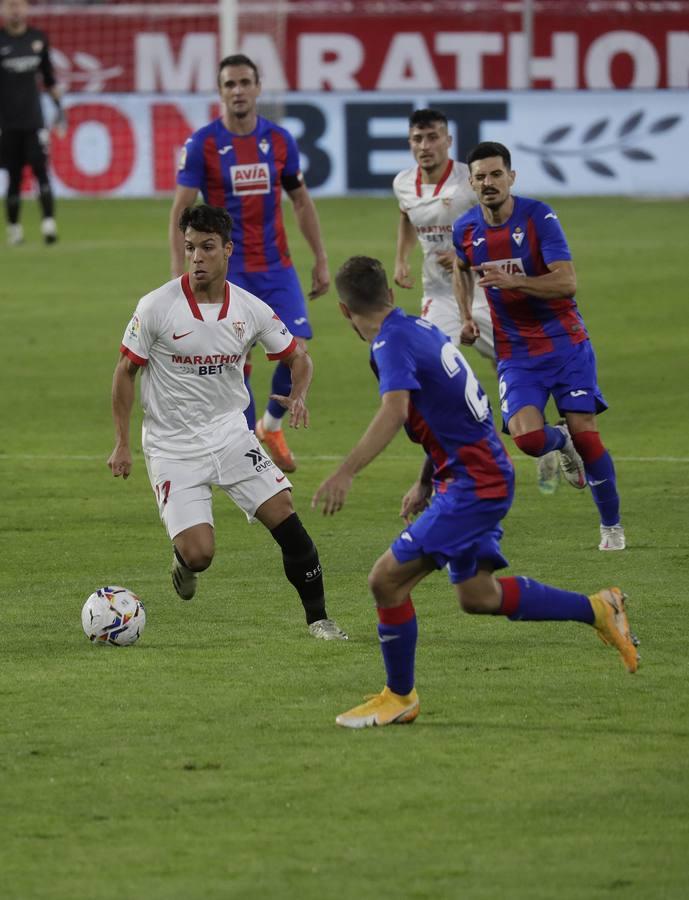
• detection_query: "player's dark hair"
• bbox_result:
[409,108,448,130]
[178,205,233,244]
[217,54,260,86]
[467,141,512,170]
[335,256,392,314]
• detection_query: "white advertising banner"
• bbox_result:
[27,90,689,198]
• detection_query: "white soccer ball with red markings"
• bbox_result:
[81,586,146,646]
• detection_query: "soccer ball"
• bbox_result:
[81,586,146,646]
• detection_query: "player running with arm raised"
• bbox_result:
[311,256,636,727]
[453,141,625,551]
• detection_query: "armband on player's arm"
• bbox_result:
[281,172,304,192]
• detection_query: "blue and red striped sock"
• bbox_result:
[267,362,292,420]
[498,576,594,624]
[572,431,620,526]
[377,598,417,696]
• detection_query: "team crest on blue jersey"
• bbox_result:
[259,138,270,155]
[512,227,525,246]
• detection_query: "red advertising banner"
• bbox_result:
[30,2,689,93]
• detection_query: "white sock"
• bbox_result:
[261,411,283,432]
[41,217,57,237]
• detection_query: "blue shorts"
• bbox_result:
[229,267,312,339]
[497,340,607,430]
[390,486,513,584]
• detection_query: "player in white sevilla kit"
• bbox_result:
[393,108,494,361]
[107,204,347,641]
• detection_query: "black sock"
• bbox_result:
[270,513,327,624]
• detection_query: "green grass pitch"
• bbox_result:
[1,196,688,899]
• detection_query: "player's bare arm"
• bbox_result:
[453,258,480,345]
[169,185,199,277]
[475,259,577,298]
[287,184,330,299]
[107,354,141,479]
[269,343,313,429]
[399,455,434,523]
[312,390,409,515]
[393,212,417,289]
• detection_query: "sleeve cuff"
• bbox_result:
[266,337,297,361]
[120,344,147,366]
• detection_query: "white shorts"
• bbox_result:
[144,430,292,539]
[422,295,495,361]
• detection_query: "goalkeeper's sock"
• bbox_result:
[498,576,594,624]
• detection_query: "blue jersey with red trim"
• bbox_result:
[371,308,513,499]
[453,195,588,361]
[176,116,301,274]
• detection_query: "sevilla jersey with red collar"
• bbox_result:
[370,308,513,500]
[120,273,296,458]
[176,116,302,274]
[453,195,588,360]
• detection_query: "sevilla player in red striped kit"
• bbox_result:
[169,54,329,474]
[454,142,626,552]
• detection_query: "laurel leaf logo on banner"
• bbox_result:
[517,111,682,183]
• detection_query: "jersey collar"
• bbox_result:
[181,273,230,321]
[415,159,454,198]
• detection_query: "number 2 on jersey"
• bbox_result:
[440,342,490,422]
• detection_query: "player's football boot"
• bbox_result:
[537,450,561,494]
[41,217,58,245]
[171,554,198,601]
[308,618,349,640]
[336,686,420,729]
[588,587,638,673]
[7,223,24,246]
[255,419,296,473]
[554,421,587,489]
[599,524,626,551]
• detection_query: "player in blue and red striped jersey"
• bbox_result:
[169,54,329,473]
[453,142,625,552]
[312,256,637,728]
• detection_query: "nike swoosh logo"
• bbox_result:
[378,634,401,643]
[472,237,486,246]
[218,145,233,155]
[172,331,193,340]
[372,340,386,350]
[544,213,558,220]
[570,390,588,397]
[588,478,607,487]
[276,475,287,483]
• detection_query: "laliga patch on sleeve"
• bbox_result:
[127,314,141,341]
